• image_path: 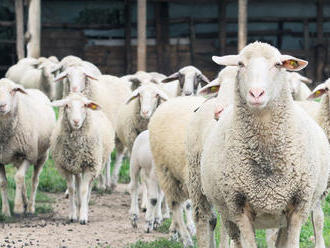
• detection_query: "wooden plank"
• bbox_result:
[124,0,132,74]
[15,0,25,60]
[189,18,196,65]
[303,20,312,78]
[137,0,147,71]
[238,0,248,51]
[218,0,226,55]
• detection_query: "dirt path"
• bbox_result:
[0,184,167,248]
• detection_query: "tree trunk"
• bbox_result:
[27,0,41,58]
[15,0,24,60]
[238,0,248,52]
[137,0,146,71]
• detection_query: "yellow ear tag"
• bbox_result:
[285,60,298,69]
[90,104,97,110]
[315,90,321,96]
[210,86,219,92]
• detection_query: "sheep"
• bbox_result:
[55,69,130,190]
[112,83,169,190]
[149,96,205,247]
[161,66,210,96]
[128,130,169,233]
[287,72,312,101]
[0,78,56,217]
[6,57,60,100]
[51,93,114,224]
[200,41,329,248]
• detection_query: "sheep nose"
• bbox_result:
[73,119,79,125]
[72,87,78,92]
[185,91,192,96]
[249,88,265,99]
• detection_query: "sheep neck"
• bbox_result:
[0,98,19,144]
[318,94,330,141]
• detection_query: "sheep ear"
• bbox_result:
[54,71,68,82]
[162,72,180,83]
[85,101,101,110]
[197,74,210,87]
[156,90,169,102]
[51,99,69,107]
[198,79,220,96]
[85,73,98,81]
[298,74,313,84]
[212,55,239,66]
[126,90,140,104]
[50,64,63,75]
[129,78,142,91]
[280,55,308,71]
[11,87,28,95]
[307,83,327,99]
[194,95,217,112]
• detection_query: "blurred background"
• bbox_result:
[0,0,330,84]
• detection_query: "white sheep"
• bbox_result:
[112,83,169,190]
[128,130,170,233]
[55,69,130,190]
[287,72,312,101]
[6,57,60,100]
[200,42,329,248]
[149,96,205,247]
[51,93,114,224]
[0,78,56,216]
[161,66,210,96]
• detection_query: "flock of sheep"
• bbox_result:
[0,41,329,248]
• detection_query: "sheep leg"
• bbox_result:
[265,229,278,248]
[79,170,94,224]
[75,174,82,216]
[162,194,170,219]
[275,226,288,248]
[284,211,304,248]
[219,218,230,248]
[184,200,196,236]
[236,212,257,248]
[63,174,77,222]
[154,187,165,229]
[129,157,140,228]
[311,201,326,248]
[13,160,29,215]
[105,155,112,190]
[144,176,159,233]
[140,170,148,212]
[96,173,106,191]
[171,202,194,247]
[27,155,46,214]
[0,164,11,217]
[110,150,125,190]
[22,182,28,210]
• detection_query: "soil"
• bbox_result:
[0,184,167,248]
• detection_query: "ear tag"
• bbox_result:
[284,60,298,69]
[210,86,219,92]
[90,104,97,110]
[315,90,321,96]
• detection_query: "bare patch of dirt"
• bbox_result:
[0,184,167,248]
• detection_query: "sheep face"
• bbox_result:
[0,79,27,116]
[308,79,330,101]
[39,62,59,100]
[287,72,312,98]
[52,94,100,130]
[212,42,308,111]
[162,66,210,96]
[54,67,97,94]
[126,85,168,119]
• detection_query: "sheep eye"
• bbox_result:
[238,61,245,67]
[275,62,282,68]
[326,87,329,91]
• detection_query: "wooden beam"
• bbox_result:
[15,0,25,60]
[137,0,147,71]
[316,0,324,82]
[155,2,170,74]
[277,21,283,49]
[218,0,226,55]
[189,18,196,65]
[303,20,312,78]
[26,0,41,58]
[238,0,248,51]
[124,0,132,74]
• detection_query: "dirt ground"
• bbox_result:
[0,184,167,248]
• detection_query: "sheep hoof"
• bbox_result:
[80,220,87,225]
[69,218,77,223]
[141,208,147,213]
[130,214,138,228]
[170,231,180,242]
[183,239,194,248]
[153,218,161,230]
[144,221,153,233]
[110,183,117,192]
